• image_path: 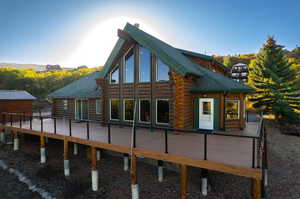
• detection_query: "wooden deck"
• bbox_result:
[0,116,266,199]
[6,118,258,168]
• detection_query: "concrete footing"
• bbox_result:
[97,150,101,161]
[158,166,163,182]
[73,143,78,155]
[264,169,268,187]
[13,138,19,151]
[40,147,46,163]
[201,177,208,196]
[91,170,99,191]
[124,154,129,171]
[0,132,5,143]
[64,160,70,176]
[131,184,139,199]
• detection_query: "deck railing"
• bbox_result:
[0,112,266,169]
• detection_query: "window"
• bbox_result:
[139,99,150,123]
[110,66,119,84]
[139,47,151,82]
[96,99,101,114]
[156,99,169,124]
[156,59,169,81]
[124,48,134,83]
[225,100,240,120]
[124,99,134,121]
[202,102,212,115]
[110,99,120,120]
[63,100,68,110]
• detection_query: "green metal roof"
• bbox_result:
[176,48,213,61]
[48,71,104,99]
[191,66,254,93]
[102,23,204,77]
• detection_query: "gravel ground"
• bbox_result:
[1,120,299,199]
[266,120,300,199]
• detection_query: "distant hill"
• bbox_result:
[0,63,46,71]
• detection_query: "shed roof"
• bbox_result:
[48,71,104,99]
[0,90,36,100]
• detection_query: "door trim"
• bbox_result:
[199,98,214,130]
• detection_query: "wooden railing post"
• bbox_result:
[86,121,90,140]
[69,119,72,136]
[107,123,111,144]
[164,129,168,153]
[204,133,207,160]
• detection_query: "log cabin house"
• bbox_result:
[0,90,36,123]
[49,23,254,131]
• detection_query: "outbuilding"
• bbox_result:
[0,90,36,123]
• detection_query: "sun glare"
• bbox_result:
[61,16,162,68]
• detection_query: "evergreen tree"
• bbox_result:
[249,37,300,122]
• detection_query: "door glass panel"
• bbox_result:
[82,100,88,120]
[202,102,211,115]
[76,100,81,119]
[157,100,169,124]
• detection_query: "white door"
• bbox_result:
[199,98,214,130]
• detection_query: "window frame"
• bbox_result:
[109,98,120,121]
[110,66,119,84]
[156,99,170,125]
[156,58,170,82]
[139,46,151,83]
[139,99,151,123]
[95,99,101,115]
[225,99,240,120]
[123,46,135,84]
[123,99,135,122]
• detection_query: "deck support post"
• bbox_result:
[180,164,188,199]
[264,169,268,187]
[91,146,98,191]
[124,154,129,171]
[64,139,70,177]
[251,178,261,199]
[40,136,46,164]
[131,154,139,199]
[96,149,101,161]
[158,160,164,182]
[201,169,208,196]
[73,143,78,155]
[13,131,19,151]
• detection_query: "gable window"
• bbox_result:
[139,99,150,123]
[110,66,119,84]
[63,100,68,110]
[139,47,151,82]
[124,99,134,121]
[124,48,134,83]
[156,99,169,124]
[96,99,101,114]
[110,99,120,120]
[156,59,169,81]
[225,99,240,120]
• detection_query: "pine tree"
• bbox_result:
[249,37,300,122]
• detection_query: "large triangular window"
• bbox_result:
[156,59,169,81]
[110,66,119,84]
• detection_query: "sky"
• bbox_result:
[0,0,299,68]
